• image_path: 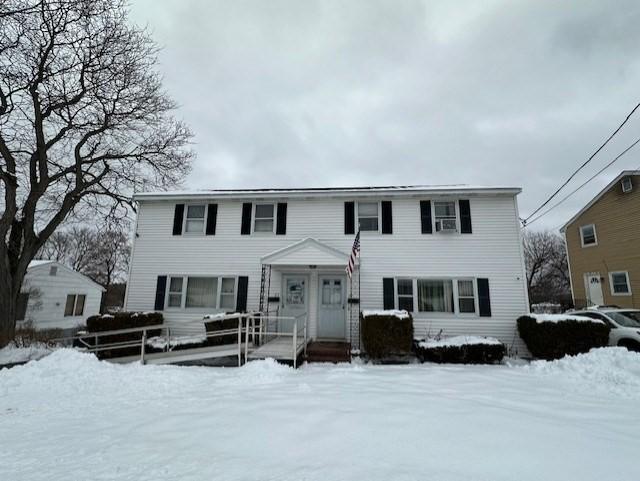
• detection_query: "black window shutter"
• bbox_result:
[205,204,218,235]
[420,201,432,234]
[172,204,184,235]
[276,203,287,235]
[381,201,393,234]
[344,201,355,235]
[459,199,472,234]
[383,278,395,310]
[154,276,167,310]
[478,278,492,317]
[236,276,249,312]
[240,203,252,235]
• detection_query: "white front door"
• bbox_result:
[281,275,307,333]
[586,273,604,306]
[317,276,346,339]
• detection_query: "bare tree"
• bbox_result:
[523,230,571,306]
[0,0,193,345]
[39,222,131,310]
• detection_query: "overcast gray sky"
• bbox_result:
[129,0,640,231]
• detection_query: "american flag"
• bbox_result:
[346,230,360,278]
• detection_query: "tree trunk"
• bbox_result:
[0,269,17,348]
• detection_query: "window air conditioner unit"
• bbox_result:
[621,177,633,193]
[436,219,457,232]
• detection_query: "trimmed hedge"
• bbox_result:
[84,311,163,359]
[414,340,505,364]
[204,315,249,346]
[361,312,413,359]
[517,315,610,360]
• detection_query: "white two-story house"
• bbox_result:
[124,185,530,353]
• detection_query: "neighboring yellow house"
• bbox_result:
[561,170,640,308]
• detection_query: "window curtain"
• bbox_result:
[418,280,453,312]
[186,277,217,308]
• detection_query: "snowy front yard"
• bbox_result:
[1,349,639,481]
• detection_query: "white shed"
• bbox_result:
[18,260,105,331]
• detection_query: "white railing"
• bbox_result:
[245,312,308,367]
[53,311,309,367]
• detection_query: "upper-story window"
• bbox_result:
[185,205,206,233]
[254,204,275,232]
[358,202,379,231]
[434,201,457,232]
[580,224,597,247]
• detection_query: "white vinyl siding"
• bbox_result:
[126,194,529,354]
[20,263,103,330]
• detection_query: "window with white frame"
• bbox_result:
[64,294,86,317]
[185,205,206,233]
[434,201,457,232]
[219,277,236,309]
[358,202,379,231]
[580,224,597,247]
[609,271,631,295]
[457,280,476,313]
[166,276,236,309]
[417,279,454,312]
[167,277,183,307]
[396,279,414,312]
[254,204,275,232]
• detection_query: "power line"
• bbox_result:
[524,100,640,222]
[523,135,640,229]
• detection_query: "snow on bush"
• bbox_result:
[415,336,506,364]
[517,314,610,360]
[361,309,410,319]
[418,335,503,349]
[528,313,604,324]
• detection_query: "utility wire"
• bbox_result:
[523,135,640,228]
[524,101,640,222]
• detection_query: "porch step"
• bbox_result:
[305,341,351,363]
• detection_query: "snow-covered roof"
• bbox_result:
[28,260,54,268]
[27,260,106,292]
[133,184,522,202]
[560,170,640,232]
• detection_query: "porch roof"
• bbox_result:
[261,237,354,267]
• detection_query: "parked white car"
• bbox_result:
[571,308,640,352]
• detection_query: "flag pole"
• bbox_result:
[358,222,361,350]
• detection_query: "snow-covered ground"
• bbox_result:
[1,348,639,481]
[0,344,52,365]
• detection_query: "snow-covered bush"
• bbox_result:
[414,336,505,364]
[360,310,413,360]
[84,312,164,359]
[517,314,610,360]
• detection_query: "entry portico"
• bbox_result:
[259,237,358,343]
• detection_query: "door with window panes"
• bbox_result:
[281,275,307,333]
[318,276,346,339]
